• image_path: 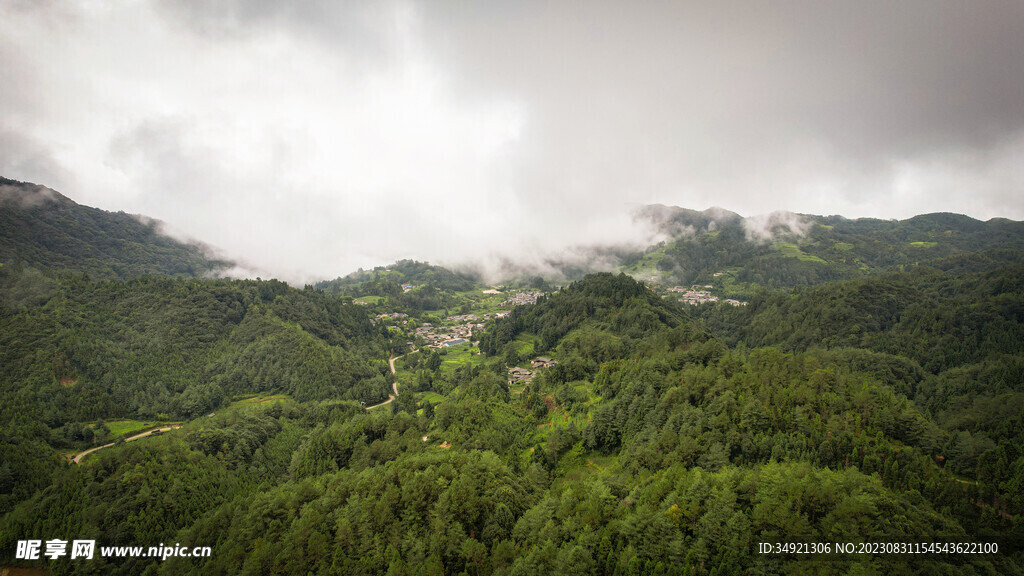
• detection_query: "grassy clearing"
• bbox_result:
[454,291,508,316]
[622,246,669,282]
[513,335,536,356]
[909,241,938,248]
[534,405,590,440]
[575,383,602,406]
[394,368,417,389]
[439,344,485,371]
[713,268,762,299]
[352,295,382,305]
[777,242,827,263]
[556,454,620,484]
[420,392,445,404]
[104,419,159,437]
[833,241,854,251]
[228,394,289,409]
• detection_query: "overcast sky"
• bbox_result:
[2,0,1023,282]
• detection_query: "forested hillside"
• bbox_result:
[695,253,1024,537]
[2,193,1023,574]
[0,264,390,515]
[5,271,1020,575]
[0,178,230,279]
[624,204,1024,293]
[316,260,481,313]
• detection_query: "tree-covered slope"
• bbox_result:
[625,204,1024,293]
[479,272,691,356]
[318,260,479,295]
[0,177,230,279]
[0,266,390,426]
[2,272,1022,575]
[702,260,1024,373]
[695,259,1024,537]
[314,259,486,314]
[0,266,391,513]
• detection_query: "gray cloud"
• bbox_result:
[0,128,73,193]
[1,0,1022,283]
[438,2,1024,206]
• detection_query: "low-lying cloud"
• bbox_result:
[743,212,813,243]
[0,181,57,208]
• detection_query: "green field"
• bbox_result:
[352,295,382,305]
[439,343,485,371]
[777,242,827,262]
[708,268,762,299]
[621,245,670,283]
[419,392,445,404]
[512,334,536,356]
[452,290,508,315]
[393,359,417,388]
[103,419,160,437]
[909,241,938,248]
[228,394,289,409]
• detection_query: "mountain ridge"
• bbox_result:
[0,177,232,280]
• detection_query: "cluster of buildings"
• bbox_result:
[508,367,534,385]
[508,357,560,386]
[370,312,409,324]
[504,291,544,306]
[665,284,747,306]
[677,291,746,306]
[415,322,483,348]
[667,284,714,293]
[531,357,558,368]
[679,290,719,305]
[445,314,480,322]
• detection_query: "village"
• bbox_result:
[504,291,544,306]
[361,285,560,355]
[666,284,747,306]
[413,319,485,348]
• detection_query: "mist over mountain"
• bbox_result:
[6,175,1021,289]
[444,203,1024,288]
[0,177,232,280]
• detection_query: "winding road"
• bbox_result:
[74,352,406,461]
[70,425,181,464]
[366,352,405,410]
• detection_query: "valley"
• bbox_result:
[1,180,1023,575]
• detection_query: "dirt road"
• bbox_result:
[366,352,405,410]
[71,425,181,464]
